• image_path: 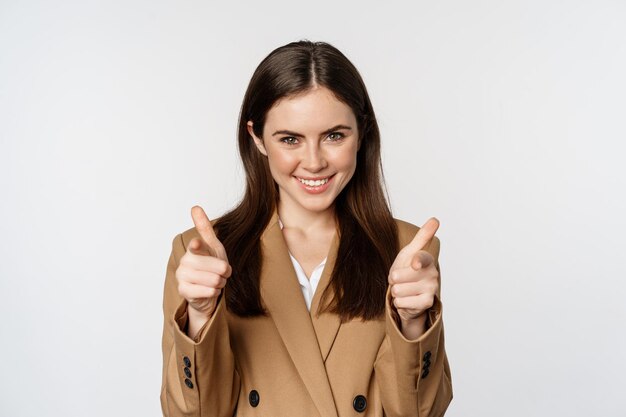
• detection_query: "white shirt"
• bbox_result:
[278,218,327,311]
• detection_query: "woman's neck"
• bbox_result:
[277,200,337,235]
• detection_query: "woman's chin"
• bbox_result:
[295,197,336,214]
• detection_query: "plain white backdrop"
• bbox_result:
[1,0,625,416]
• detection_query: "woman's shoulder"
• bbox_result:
[393,217,419,243]
[393,217,419,234]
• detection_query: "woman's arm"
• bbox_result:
[375,235,453,417]
[161,233,240,417]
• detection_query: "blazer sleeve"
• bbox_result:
[374,236,453,417]
[160,233,240,417]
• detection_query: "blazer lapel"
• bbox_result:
[260,210,339,417]
[309,231,342,363]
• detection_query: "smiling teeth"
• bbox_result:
[298,177,329,187]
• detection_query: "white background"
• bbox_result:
[1,0,625,416]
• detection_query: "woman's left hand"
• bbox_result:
[388,218,440,333]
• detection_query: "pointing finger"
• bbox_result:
[183,245,232,278]
[188,237,210,255]
[411,250,434,271]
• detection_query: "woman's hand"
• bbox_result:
[176,206,232,339]
[388,218,440,340]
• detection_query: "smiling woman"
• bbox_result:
[161,40,452,417]
[248,87,360,219]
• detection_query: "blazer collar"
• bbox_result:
[260,208,341,417]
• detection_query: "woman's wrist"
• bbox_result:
[399,312,428,341]
[186,303,215,340]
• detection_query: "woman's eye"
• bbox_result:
[280,137,298,145]
[327,132,345,141]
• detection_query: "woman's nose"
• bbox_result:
[302,144,327,172]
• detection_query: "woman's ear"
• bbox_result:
[247,121,267,156]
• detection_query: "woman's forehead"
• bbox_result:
[264,87,357,133]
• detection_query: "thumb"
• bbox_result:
[190,205,228,262]
[406,217,440,252]
[390,217,440,271]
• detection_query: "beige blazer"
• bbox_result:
[161,209,452,417]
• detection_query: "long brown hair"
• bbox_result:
[214,40,399,321]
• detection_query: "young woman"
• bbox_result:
[161,40,452,417]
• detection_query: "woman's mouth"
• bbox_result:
[298,177,330,186]
[295,175,334,194]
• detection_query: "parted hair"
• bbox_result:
[213,40,399,322]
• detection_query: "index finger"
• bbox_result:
[407,217,440,252]
[411,250,435,270]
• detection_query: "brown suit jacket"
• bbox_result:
[161,209,452,416]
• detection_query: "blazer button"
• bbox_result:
[421,368,430,379]
[184,378,194,389]
[423,358,431,369]
[353,395,367,412]
[423,351,432,361]
[183,356,191,368]
[249,390,260,407]
[184,367,192,378]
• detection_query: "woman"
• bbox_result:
[161,40,452,417]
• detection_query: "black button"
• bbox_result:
[423,359,431,369]
[421,368,430,379]
[184,367,192,378]
[183,356,191,367]
[249,390,260,407]
[423,351,432,361]
[184,378,193,389]
[353,395,367,412]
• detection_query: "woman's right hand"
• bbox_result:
[175,205,232,338]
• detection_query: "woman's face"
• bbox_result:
[248,86,360,218]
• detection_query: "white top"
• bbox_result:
[278,218,327,311]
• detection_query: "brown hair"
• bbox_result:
[214,40,399,321]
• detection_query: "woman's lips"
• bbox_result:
[295,175,334,194]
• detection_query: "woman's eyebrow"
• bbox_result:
[272,124,352,137]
